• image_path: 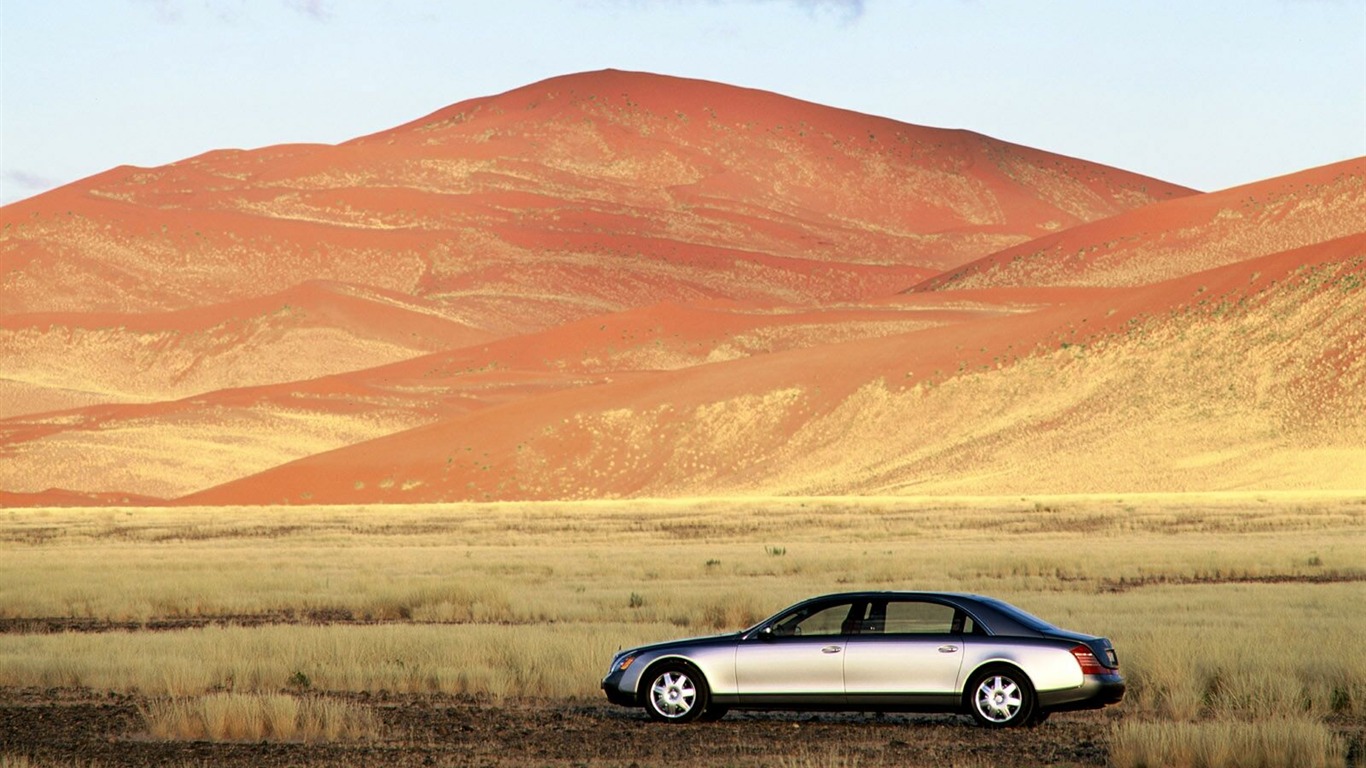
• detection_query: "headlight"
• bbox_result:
[607,653,637,676]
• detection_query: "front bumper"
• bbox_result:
[602,675,637,707]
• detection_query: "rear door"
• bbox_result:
[843,598,967,707]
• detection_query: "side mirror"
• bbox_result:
[758,626,775,641]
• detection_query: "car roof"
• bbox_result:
[774,591,1051,637]
[797,590,988,601]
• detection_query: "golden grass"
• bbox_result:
[0,495,1362,758]
[1109,718,1347,768]
[141,693,380,743]
[2,495,1359,624]
[0,622,678,697]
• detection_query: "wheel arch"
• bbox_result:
[636,655,709,703]
[960,641,1079,697]
[638,655,713,723]
[960,661,1034,711]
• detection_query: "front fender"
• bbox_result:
[608,644,740,703]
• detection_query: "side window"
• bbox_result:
[772,602,856,637]
[882,600,956,634]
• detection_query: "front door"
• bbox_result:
[734,599,861,706]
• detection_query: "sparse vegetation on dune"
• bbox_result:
[0,497,1361,767]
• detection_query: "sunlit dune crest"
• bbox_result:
[0,70,1360,505]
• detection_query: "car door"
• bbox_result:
[843,598,967,708]
[734,599,863,706]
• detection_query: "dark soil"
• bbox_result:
[0,688,1117,767]
[0,611,387,635]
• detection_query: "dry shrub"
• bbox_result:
[1109,718,1346,768]
[142,693,379,743]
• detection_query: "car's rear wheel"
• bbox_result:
[643,662,709,723]
[967,666,1036,728]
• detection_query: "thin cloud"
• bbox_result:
[3,170,59,191]
[606,0,868,23]
[285,0,331,21]
[133,0,330,23]
[788,0,866,21]
[134,0,182,23]
[1,170,61,205]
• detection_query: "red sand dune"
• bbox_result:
[912,158,1366,292]
[0,70,1361,505]
[182,230,1366,504]
[1,70,1189,319]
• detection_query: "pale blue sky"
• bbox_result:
[2,1,1363,205]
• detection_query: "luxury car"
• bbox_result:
[602,591,1124,726]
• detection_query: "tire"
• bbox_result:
[1026,709,1051,727]
[966,666,1036,728]
[698,705,729,722]
[643,661,709,723]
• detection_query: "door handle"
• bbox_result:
[821,645,843,654]
[938,645,959,653]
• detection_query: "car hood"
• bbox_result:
[619,631,743,657]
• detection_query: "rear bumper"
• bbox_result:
[1038,673,1126,712]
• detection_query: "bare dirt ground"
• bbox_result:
[0,687,1117,767]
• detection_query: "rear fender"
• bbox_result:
[961,644,1082,694]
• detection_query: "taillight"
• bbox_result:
[1070,644,1107,675]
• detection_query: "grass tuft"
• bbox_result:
[140,693,380,743]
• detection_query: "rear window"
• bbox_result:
[981,598,1058,632]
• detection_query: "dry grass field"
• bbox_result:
[1,494,1362,767]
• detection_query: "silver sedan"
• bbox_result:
[601,591,1124,726]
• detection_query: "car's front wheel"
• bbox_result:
[966,666,1036,728]
[698,705,728,722]
[643,662,709,723]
